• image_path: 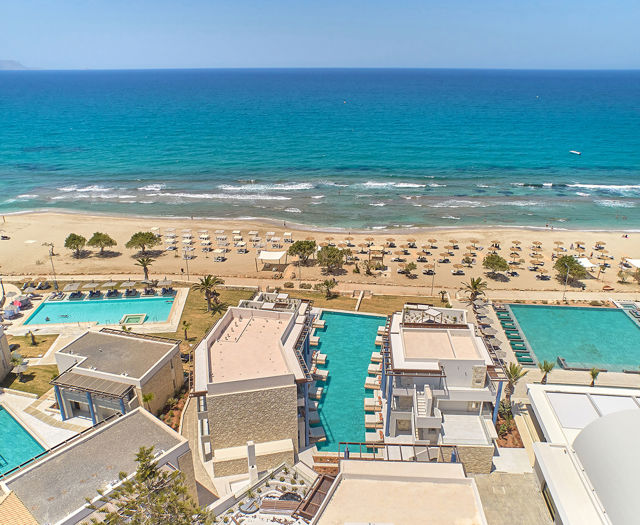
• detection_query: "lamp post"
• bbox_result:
[43,242,58,291]
[562,262,570,302]
[182,248,190,282]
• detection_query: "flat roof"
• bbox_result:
[209,308,295,383]
[316,461,486,525]
[5,409,184,525]
[528,383,640,445]
[58,330,178,379]
[402,329,482,361]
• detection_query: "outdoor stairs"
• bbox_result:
[416,393,427,418]
[311,453,340,476]
[294,301,315,383]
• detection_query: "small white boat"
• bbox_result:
[569,150,581,155]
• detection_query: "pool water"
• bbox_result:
[24,296,174,326]
[313,311,383,451]
[509,304,640,371]
[0,406,45,475]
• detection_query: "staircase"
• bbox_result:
[311,453,340,476]
[293,301,315,382]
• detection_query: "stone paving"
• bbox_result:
[471,472,553,525]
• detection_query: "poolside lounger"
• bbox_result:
[375,335,383,347]
[364,396,382,412]
[308,400,319,411]
[365,376,381,390]
[309,335,320,346]
[377,326,387,335]
[309,410,320,425]
[125,288,137,297]
[312,352,327,365]
[368,363,381,375]
[371,351,382,363]
[510,342,527,350]
[365,413,384,429]
[312,319,326,329]
[309,386,324,399]
[517,356,534,364]
[311,367,329,381]
[365,430,384,444]
[309,426,326,443]
[106,289,119,298]
[506,332,523,339]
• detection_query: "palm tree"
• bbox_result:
[538,360,555,384]
[504,362,528,406]
[11,354,25,382]
[464,277,488,301]
[439,290,447,303]
[590,367,600,387]
[210,302,228,318]
[319,279,337,298]
[182,320,191,340]
[121,324,132,332]
[192,275,224,311]
[135,257,155,281]
[26,330,37,346]
[142,392,155,411]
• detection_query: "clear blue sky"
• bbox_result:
[3,0,639,69]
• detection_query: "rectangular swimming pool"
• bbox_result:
[0,406,45,475]
[24,296,174,326]
[312,311,384,452]
[509,304,640,371]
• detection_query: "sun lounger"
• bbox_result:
[309,410,320,425]
[365,376,381,390]
[365,430,384,444]
[312,352,327,365]
[377,325,387,335]
[368,363,381,375]
[375,335,383,346]
[309,335,320,346]
[313,319,326,329]
[309,385,324,399]
[364,396,382,412]
[510,342,527,350]
[517,355,534,364]
[371,351,382,363]
[365,413,384,429]
[106,289,119,298]
[312,367,329,381]
[309,426,326,442]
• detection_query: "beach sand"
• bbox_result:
[0,212,638,295]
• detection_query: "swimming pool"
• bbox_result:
[24,296,174,326]
[509,304,640,371]
[0,406,45,475]
[312,311,383,451]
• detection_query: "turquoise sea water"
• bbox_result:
[313,311,383,451]
[0,406,45,475]
[24,296,174,325]
[509,304,640,371]
[1,69,640,229]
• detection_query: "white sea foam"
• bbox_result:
[16,194,38,199]
[430,199,488,208]
[511,182,525,187]
[429,183,446,187]
[543,182,553,187]
[576,192,591,197]
[75,185,112,192]
[595,199,636,208]
[371,226,387,230]
[476,184,490,188]
[412,204,423,207]
[369,202,386,207]
[441,215,461,220]
[501,200,543,207]
[139,183,166,191]
[150,192,291,201]
[218,182,314,191]
[567,183,640,194]
[311,195,325,199]
[284,207,302,213]
[361,181,426,189]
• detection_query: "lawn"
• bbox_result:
[360,294,447,315]
[7,334,59,359]
[153,287,254,351]
[287,290,358,311]
[0,365,59,397]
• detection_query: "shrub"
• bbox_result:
[283,282,294,288]
[541,300,548,304]
[299,282,312,289]
[279,476,285,482]
[498,423,509,437]
[590,300,603,306]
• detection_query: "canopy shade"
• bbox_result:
[157,279,173,286]
[625,259,640,269]
[82,282,101,290]
[63,283,80,292]
[257,250,287,262]
[577,257,598,269]
[101,281,119,288]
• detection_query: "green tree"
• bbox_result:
[142,392,155,411]
[125,231,161,253]
[121,325,132,333]
[462,256,473,267]
[504,363,528,406]
[315,279,337,298]
[87,232,117,255]
[182,320,191,340]
[86,446,214,524]
[482,253,509,274]
[317,246,345,274]
[439,290,448,303]
[590,367,600,387]
[64,233,87,258]
[135,257,155,281]
[10,353,25,382]
[192,275,224,311]
[210,302,228,318]
[403,262,417,277]
[554,255,588,281]
[464,277,488,301]
[26,330,37,346]
[537,360,555,384]
[287,240,317,265]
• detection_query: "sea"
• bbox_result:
[1,68,639,230]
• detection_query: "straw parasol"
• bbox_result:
[305,236,314,241]
[512,240,521,245]
[532,240,542,246]
[345,236,354,241]
[537,267,548,274]
[325,236,334,241]
[439,252,450,258]
[453,263,464,269]
[482,327,498,336]
[319,242,329,247]
[407,238,416,243]
[553,241,564,245]
[448,239,458,244]
[424,263,435,269]
[427,238,437,244]
[470,238,480,245]
[490,239,500,245]
[463,252,475,258]
[365,237,375,242]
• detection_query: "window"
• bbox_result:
[541,482,557,521]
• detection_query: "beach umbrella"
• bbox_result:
[407,238,417,243]
[473,299,486,306]
[23,287,36,294]
[427,238,437,244]
[470,238,480,243]
[453,263,464,269]
[439,252,450,258]
[215,229,225,234]
[554,241,564,245]
[444,245,454,250]
[325,236,334,241]
[305,236,314,241]
[386,237,396,242]
[101,281,119,289]
[424,263,435,269]
[181,228,191,233]
[82,282,100,290]
[63,283,80,292]
[319,242,329,247]
[596,240,606,245]
[490,239,500,245]
[448,238,458,244]
[482,327,498,336]
[537,267,548,274]
[512,240,521,245]
[365,237,375,241]
[463,252,475,258]
[393,250,405,256]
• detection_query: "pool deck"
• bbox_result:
[4,287,187,336]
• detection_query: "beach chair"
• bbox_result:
[517,356,534,364]
[365,413,384,429]
[311,367,328,381]
[364,395,382,412]
[365,376,381,390]
[368,363,381,375]
[312,352,327,365]
[371,351,382,363]
[309,426,326,443]
[309,385,324,399]
[365,430,384,444]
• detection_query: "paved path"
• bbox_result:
[472,472,553,525]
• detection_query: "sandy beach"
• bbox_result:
[1,211,639,296]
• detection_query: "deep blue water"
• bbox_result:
[1,69,639,229]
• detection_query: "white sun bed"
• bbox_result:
[365,430,384,444]
[312,352,327,365]
[309,385,324,399]
[375,335,383,346]
[312,367,329,381]
[309,335,320,346]
[313,319,326,329]
[365,413,384,429]
[368,363,381,375]
[370,351,382,363]
[364,396,382,412]
[377,325,387,335]
[365,376,381,390]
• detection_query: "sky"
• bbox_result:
[2,0,639,70]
